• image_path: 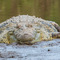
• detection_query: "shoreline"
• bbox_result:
[0,39,60,60]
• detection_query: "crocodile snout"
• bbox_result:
[14,28,36,43]
[19,33,35,42]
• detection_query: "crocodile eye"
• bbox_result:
[26,24,32,27]
[16,25,21,28]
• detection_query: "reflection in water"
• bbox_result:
[0,0,60,25]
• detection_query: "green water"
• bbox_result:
[0,0,60,25]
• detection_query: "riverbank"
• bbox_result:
[0,39,60,60]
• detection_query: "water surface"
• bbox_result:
[0,0,60,25]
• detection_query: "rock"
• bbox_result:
[48,49,50,51]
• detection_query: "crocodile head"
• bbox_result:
[14,27,37,44]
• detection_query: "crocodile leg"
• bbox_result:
[51,22,60,32]
[52,32,60,38]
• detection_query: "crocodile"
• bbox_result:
[0,15,60,44]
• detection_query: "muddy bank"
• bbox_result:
[0,39,60,60]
